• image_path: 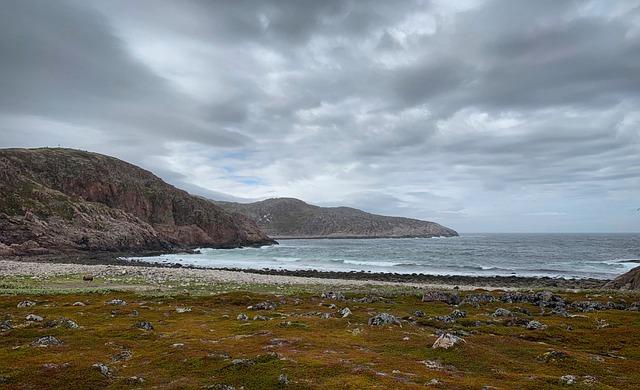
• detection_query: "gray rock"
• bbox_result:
[33,335,62,346]
[0,320,12,331]
[339,307,352,318]
[368,313,401,326]
[112,349,133,362]
[432,333,465,349]
[492,308,513,317]
[92,363,111,377]
[126,376,145,384]
[176,307,191,313]
[106,299,126,306]
[526,320,547,330]
[253,315,269,321]
[278,373,289,385]
[247,301,276,310]
[72,302,86,307]
[231,358,255,366]
[559,375,576,385]
[237,313,249,321]
[134,321,154,331]
[320,312,332,319]
[17,300,36,308]
[422,291,460,305]
[414,310,425,317]
[26,314,43,322]
[321,291,345,300]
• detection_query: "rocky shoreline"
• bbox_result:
[0,252,608,290]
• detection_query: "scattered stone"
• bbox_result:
[368,313,401,326]
[582,376,597,385]
[33,336,62,347]
[436,309,466,323]
[60,318,79,329]
[106,299,126,306]
[538,350,570,363]
[339,307,352,318]
[253,315,269,321]
[0,320,12,331]
[171,343,185,348]
[17,300,36,308]
[559,375,576,385]
[526,320,547,330]
[321,291,345,300]
[422,291,460,305]
[432,333,465,349]
[231,358,255,366]
[134,321,154,331]
[248,301,276,310]
[92,363,111,377]
[492,308,513,317]
[414,310,425,317]
[426,378,441,386]
[237,313,249,321]
[595,319,609,329]
[208,384,236,390]
[72,302,86,307]
[112,349,133,362]
[461,293,496,306]
[26,314,43,322]
[278,374,289,385]
[126,376,145,385]
[131,310,139,317]
[176,307,192,313]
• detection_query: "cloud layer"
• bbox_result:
[1,0,639,232]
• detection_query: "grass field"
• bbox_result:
[1,276,639,389]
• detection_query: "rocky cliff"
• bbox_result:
[213,198,458,238]
[0,148,275,255]
[605,266,640,290]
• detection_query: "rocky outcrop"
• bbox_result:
[213,197,458,238]
[605,266,640,290]
[0,148,275,255]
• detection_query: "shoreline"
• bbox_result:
[0,253,608,290]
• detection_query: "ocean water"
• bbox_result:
[126,234,640,279]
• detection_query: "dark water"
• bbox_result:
[127,233,640,279]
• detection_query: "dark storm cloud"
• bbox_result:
[0,0,638,232]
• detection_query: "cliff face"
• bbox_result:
[0,148,275,255]
[213,198,458,238]
[605,266,640,290]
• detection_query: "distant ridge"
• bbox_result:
[212,197,458,239]
[0,148,275,256]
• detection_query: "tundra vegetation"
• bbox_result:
[0,275,639,389]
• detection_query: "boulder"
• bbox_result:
[492,308,513,317]
[134,321,153,331]
[432,333,465,349]
[339,307,352,318]
[26,314,43,322]
[368,313,400,326]
[32,336,62,346]
[17,300,36,308]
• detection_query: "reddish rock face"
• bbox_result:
[0,148,275,255]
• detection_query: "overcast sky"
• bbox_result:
[1,0,639,233]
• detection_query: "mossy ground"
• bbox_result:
[1,276,639,389]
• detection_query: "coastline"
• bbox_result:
[0,252,608,290]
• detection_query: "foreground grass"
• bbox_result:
[1,277,639,389]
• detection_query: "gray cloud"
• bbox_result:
[0,0,639,232]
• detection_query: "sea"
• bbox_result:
[126,233,640,280]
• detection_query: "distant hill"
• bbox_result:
[212,197,458,239]
[0,148,275,256]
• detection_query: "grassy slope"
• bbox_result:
[0,278,639,389]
